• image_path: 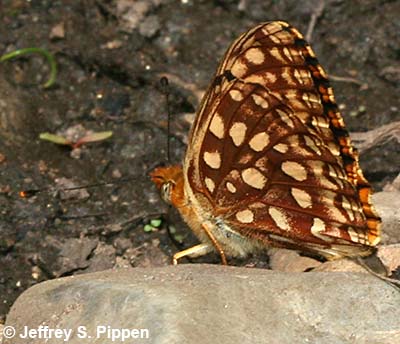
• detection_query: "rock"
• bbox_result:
[377,244,400,273]
[81,242,116,274]
[139,15,160,38]
[54,177,90,201]
[39,237,99,277]
[383,173,400,192]
[4,265,400,344]
[116,0,152,32]
[313,258,365,273]
[268,248,322,272]
[113,237,132,254]
[373,191,400,244]
[49,22,65,40]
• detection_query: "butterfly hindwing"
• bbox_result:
[182,21,380,258]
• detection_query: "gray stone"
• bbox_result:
[268,248,322,272]
[139,15,160,38]
[39,237,99,277]
[373,191,400,244]
[377,244,400,272]
[4,265,400,344]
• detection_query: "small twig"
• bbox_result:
[351,121,400,153]
[305,0,325,42]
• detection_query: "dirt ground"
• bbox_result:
[0,0,399,322]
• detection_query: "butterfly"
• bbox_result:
[150,21,381,265]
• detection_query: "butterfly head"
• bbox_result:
[150,164,184,207]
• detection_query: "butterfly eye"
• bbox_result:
[161,182,172,204]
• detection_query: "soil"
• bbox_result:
[0,0,399,322]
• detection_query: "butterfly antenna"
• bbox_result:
[160,76,171,162]
[19,177,139,198]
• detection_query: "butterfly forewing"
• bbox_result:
[184,21,380,258]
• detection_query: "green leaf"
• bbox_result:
[75,131,113,145]
[173,234,184,244]
[168,225,176,234]
[150,219,162,228]
[143,224,154,232]
[39,133,70,145]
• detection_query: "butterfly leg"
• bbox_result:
[201,223,228,265]
[173,243,213,265]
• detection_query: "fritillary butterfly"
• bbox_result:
[151,21,381,265]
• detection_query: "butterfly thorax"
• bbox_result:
[151,165,207,240]
[151,164,264,257]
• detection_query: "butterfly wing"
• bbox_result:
[183,21,380,258]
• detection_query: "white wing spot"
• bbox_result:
[209,113,225,139]
[328,164,339,178]
[293,68,302,84]
[252,94,269,109]
[269,207,290,231]
[226,182,237,193]
[265,72,278,83]
[229,122,247,146]
[269,47,286,63]
[236,209,254,224]
[282,161,307,181]
[302,92,320,108]
[311,218,333,242]
[305,45,316,58]
[203,151,221,169]
[255,157,269,173]
[250,202,267,209]
[274,143,289,154]
[231,60,248,78]
[228,169,240,180]
[241,168,267,189]
[245,48,265,65]
[281,68,295,85]
[327,87,336,102]
[276,108,294,128]
[269,30,294,44]
[249,132,270,152]
[348,227,359,243]
[319,175,338,190]
[245,72,277,84]
[262,22,284,35]
[238,153,253,164]
[229,89,244,101]
[327,141,340,156]
[342,196,355,221]
[205,177,215,193]
[304,136,321,155]
[328,206,347,223]
[282,47,293,61]
[316,63,328,78]
[312,116,329,129]
[291,188,312,208]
